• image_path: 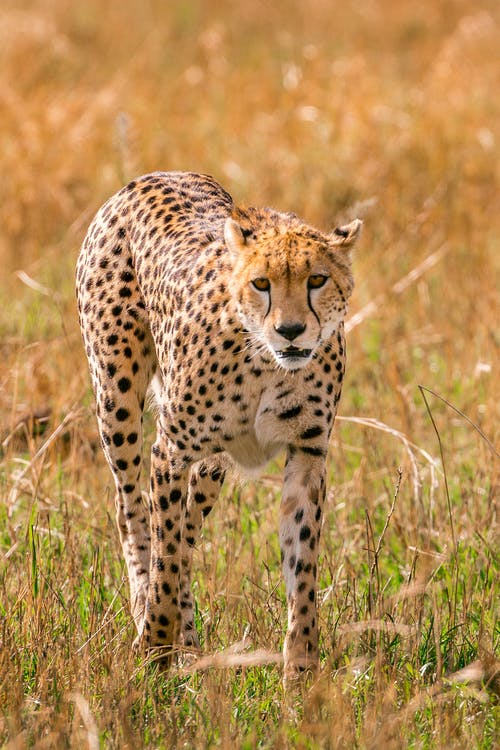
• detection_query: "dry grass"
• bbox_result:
[0,0,498,747]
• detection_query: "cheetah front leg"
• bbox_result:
[92,377,153,638]
[279,447,327,681]
[143,432,190,661]
[179,458,226,649]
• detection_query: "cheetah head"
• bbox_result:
[224,212,362,371]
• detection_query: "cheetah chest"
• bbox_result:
[212,389,301,471]
[159,360,324,471]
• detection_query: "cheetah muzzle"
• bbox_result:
[276,346,313,363]
[76,171,362,682]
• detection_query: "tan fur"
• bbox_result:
[76,171,361,679]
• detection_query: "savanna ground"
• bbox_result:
[0,0,499,747]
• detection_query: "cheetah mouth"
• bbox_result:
[276,346,312,360]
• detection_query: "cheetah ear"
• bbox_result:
[224,217,247,259]
[330,219,362,250]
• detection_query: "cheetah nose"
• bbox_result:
[275,322,306,341]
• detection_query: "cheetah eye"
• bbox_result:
[307,274,328,289]
[252,278,271,292]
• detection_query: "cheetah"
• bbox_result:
[76,171,361,679]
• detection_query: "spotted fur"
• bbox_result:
[76,171,361,679]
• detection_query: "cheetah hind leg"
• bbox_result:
[94,386,152,643]
[92,354,156,646]
[179,458,226,652]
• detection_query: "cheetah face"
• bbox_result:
[225,216,362,371]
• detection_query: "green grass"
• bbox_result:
[1,0,499,746]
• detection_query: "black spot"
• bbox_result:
[105,398,115,412]
[307,395,321,403]
[299,446,325,457]
[118,377,131,393]
[116,408,129,421]
[300,525,311,541]
[279,405,302,420]
[158,615,169,626]
[112,432,124,447]
[300,426,323,440]
[170,489,182,504]
[294,509,304,524]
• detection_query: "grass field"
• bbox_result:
[1,0,499,747]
